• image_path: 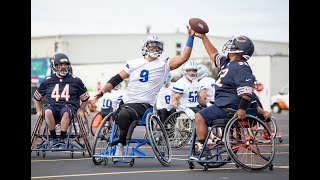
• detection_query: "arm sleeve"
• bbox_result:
[33,81,46,101]
[214,54,228,69]
[78,79,90,102]
[235,63,254,97]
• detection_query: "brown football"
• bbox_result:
[189,18,209,34]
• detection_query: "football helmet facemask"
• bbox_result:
[222,35,255,60]
[50,53,71,76]
[141,35,163,58]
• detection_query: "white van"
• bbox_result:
[270,85,289,113]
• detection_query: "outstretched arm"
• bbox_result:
[169,26,195,70]
[194,33,219,63]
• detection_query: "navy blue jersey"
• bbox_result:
[33,73,89,109]
[213,54,254,108]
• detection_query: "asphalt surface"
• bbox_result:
[31,111,289,180]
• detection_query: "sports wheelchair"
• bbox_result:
[92,106,172,167]
[187,107,275,172]
[31,104,92,158]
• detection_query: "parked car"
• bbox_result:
[270,85,289,113]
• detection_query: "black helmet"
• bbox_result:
[50,53,71,76]
[222,35,255,60]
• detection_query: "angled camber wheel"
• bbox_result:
[146,113,172,167]
[224,115,275,172]
[77,112,92,157]
[92,112,114,165]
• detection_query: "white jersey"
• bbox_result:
[156,83,174,111]
[199,77,216,102]
[122,57,171,106]
[171,76,200,108]
[99,89,123,112]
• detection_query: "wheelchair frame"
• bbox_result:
[91,107,172,167]
[31,105,92,158]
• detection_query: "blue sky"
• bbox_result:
[31,0,289,42]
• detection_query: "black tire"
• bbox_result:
[31,115,43,150]
[270,117,278,140]
[77,113,92,157]
[224,115,275,172]
[126,120,139,145]
[163,111,194,149]
[146,113,172,167]
[92,112,114,165]
[271,104,281,114]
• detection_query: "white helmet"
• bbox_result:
[182,60,198,81]
[141,35,163,58]
[197,64,209,80]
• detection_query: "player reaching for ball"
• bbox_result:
[93,25,196,159]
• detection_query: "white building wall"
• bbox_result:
[248,55,289,111]
[31,33,289,64]
[31,36,57,58]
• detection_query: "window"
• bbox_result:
[176,43,181,48]
[176,51,181,55]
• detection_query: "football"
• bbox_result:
[189,18,209,34]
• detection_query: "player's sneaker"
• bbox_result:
[190,142,211,160]
[262,130,274,140]
[58,138,67,149]
[114,143,124,161]
[51,138,60,149]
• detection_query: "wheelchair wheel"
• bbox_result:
[77,113,92,157]
[92,112,114,165]
[146,113,172,167]
[164,111,194,149]
[224,115,275,171]
[269,117,279,140]
[31,115,43,150]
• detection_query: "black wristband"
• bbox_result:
[238,97,250,110]
[107,74,123,88]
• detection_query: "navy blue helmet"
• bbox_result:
[222,35,254,60]
[50,53,71,76]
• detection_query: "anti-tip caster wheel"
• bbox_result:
[202,165,208,171]
[269,164,274,171]
[188,162,195,169]
[129,158,135,167]
[104,158,108,166]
